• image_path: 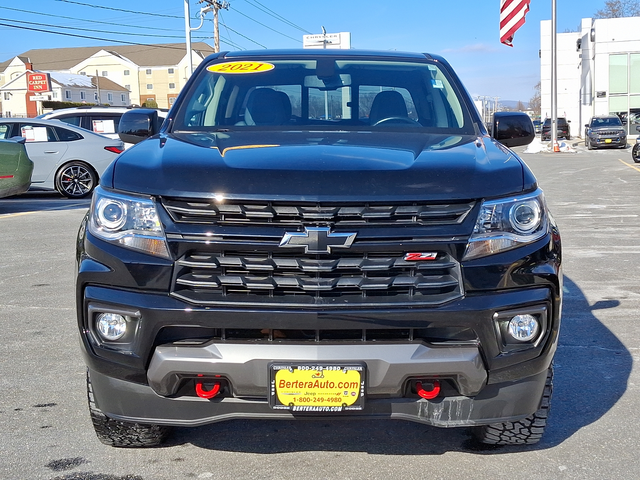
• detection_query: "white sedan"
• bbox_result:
[0,118,123,198]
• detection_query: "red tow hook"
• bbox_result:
[416,380,440,400]
[195,376,221,399]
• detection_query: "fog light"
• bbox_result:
[96,313,127,341]
[507,314,539,342]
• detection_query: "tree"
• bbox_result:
[529,81,541,117]
[594,0,640,18]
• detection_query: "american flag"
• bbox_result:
[500,0,531,47]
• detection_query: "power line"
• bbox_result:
[218,11,247,50]
[0,6,179,33]
[228,5,301,43]
[215,20,268,48]
[0,22,187,49]
[54,0,183,19]
[53,0,268,50]
[3,17,210,41]
[243,0,312,34]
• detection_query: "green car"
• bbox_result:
[0,138,34,198]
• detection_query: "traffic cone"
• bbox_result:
[553,142,560,152]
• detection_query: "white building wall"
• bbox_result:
[540,21,581,136]
[541,16,640,138]
[72,51,138,107]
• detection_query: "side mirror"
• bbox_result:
[118,109,160,145]
[9,136,26,145]
[491,112,535,148]
[584,124,589,128]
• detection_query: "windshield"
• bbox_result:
[173,58,475,134]
[591,117,622,127]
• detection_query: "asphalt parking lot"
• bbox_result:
[1,141,639,480]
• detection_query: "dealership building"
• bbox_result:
[541,16,640,136]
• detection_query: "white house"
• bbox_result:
[541,16,640,137]
[0,71,129,118]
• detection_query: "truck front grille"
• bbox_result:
[171,250,463,307]
[162,198,474,227]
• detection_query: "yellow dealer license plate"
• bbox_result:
[269,363,365,412]
[605,139,612,143]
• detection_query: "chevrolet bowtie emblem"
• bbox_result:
[279,227,356,254]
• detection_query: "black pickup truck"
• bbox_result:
[75,49,561,447]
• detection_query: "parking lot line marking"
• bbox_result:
[618,158,640,173]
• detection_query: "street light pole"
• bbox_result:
[551,0,558,151]
[184,0,193,76]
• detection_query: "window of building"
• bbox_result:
[169,83,175,89]
[169,97,176,105]
[146,69,152,75]
[121,94,126,102]
[52,91,58,99]
[107,93,113,102]
[168,68,174,74]
[147,84,153,90]
[101,71,108,77]
[94,92,98,101]
[80,71,86,76]
[65,90,71,99]
[630,54,640,94]
[124,85,131,90]
[3,92,10,100]
[124,70,130,76]
[610,54,628,95]
[80,91,85,100]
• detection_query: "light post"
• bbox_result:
[184,1,213,79]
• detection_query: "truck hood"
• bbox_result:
[105,131,535,201]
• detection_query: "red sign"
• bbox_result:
[27,72,51,92]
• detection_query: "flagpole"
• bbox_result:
[551,0,558,151]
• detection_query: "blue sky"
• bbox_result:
[0,0,612,102]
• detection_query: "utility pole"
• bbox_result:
[95,69,101,104]
[200,0,230,53]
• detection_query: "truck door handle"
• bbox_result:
[44,151,58,154]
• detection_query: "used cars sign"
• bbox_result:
[27,72,51,92]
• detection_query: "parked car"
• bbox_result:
[38,106,167,147]
[541,117,570,141]
[0,118,123,198]
[77,49,560,448]
[0,137,33,198]
[533,119,542,134]
[584,115,627,149]
[632,125,640,163]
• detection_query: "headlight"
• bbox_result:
[88,186,170,258]
[463,189,548,260]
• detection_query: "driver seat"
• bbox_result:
[369,90,408,125]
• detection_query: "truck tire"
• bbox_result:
[633,144,640,163]
[87,371,171,447]
[473,365,553,445]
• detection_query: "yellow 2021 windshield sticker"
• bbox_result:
[208,61,275,74]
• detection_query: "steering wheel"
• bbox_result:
[371,116,421,127]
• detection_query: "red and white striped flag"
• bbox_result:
[500,0,531,47]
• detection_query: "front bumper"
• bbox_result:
[89,367,549,427]
[77,218,561,428]
[589,135,626,147]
